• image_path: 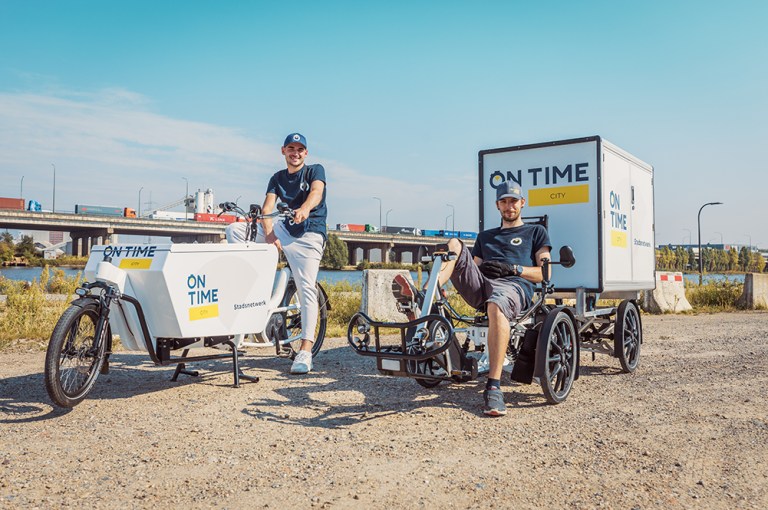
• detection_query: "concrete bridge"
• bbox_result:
[0,210,473,262]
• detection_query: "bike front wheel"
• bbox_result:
[280,280,328,359]
[44,303,109,408]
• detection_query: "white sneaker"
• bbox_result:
[290,350,313,374]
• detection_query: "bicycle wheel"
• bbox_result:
[280,280,328,358]
[408,320,449,389]
[44,303,109,408]
[536,308,577,404]
[614,300,641,373]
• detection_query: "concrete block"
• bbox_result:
[642,272,692,313]
[737,273,768,309]
[361,269,414,321]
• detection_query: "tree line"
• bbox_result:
[0,233,35,263]
[3,233,765,274]
[656,245,766,273]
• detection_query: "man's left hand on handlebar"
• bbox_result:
[292,205,310,224]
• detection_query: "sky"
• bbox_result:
[0,0,766,249]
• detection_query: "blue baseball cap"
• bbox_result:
[496,181,524,200]
[283,132,307,149]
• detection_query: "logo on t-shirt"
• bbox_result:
[510,237,522,246]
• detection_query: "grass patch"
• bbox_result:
[685,279,744,312]
[0,267,83,349]
[323,280,362,338]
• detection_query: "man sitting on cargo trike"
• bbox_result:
[430,181,551,416]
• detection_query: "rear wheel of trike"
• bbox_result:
[614,300,641,373]
[536,308,577,404]
[280,280,328,359]
[44,303,109,408]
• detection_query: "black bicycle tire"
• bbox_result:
[280,280,328,358]
[44,303,108,408]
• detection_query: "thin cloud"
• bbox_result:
[0,88,478,230]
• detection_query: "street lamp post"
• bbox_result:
[744,234,752,252]
[446,203,455,232]
[51,163,56,213]
[20,176,24,199]
[373,197,382,231]
[182,177,189,220]
[138,187,144,218]
[697,202,723,284]
[385,208,393,227]
[445,214,452,230]
[714,231,723,246]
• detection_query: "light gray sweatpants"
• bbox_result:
[226,220,324,342]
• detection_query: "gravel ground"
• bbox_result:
[1,311,767,509]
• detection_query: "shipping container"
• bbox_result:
[75,204,124,216]
[194,212,239,223]
[479,135,654,293]
[0,197,25,210]
[440,230,459,238]
[422,229,442,237]
[383,226,421,236]
[459,231,478,239]
[149,210,189,221]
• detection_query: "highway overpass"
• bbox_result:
[0,210,473,263]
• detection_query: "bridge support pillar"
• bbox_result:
[381,242,394,264]
[70,228,114,257]
[346,243,361,265]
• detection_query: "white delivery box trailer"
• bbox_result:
[478,136,654,295]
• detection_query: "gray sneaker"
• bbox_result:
[290,350,313,375]
[483,388,507,416]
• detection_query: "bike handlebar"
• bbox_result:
[218,201,295,222]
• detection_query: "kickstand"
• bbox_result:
[228,340,259,388]
[171,349,200,381]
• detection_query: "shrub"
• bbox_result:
[322,280,362,338]
[686,280,743,311]
[0,271,82,349]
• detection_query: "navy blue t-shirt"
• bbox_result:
[266,164,327,239]
[471,223,551,300]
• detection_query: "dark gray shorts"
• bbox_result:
[449,245,527,321]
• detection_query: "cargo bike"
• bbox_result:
[347,136,653,404]
[44,202,330,408]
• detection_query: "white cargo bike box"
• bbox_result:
[84,242,278,351]
[479,135,655,296]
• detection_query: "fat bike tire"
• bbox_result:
[280,280,328,359]
[44,303,109,408]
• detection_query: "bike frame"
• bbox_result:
[347,249,552,381]
[222,201,325,355]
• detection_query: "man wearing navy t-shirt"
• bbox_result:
[227,132,327,375]
[437,181,551,416]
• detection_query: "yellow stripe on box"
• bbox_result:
[118,258,152,270]
[189,304,219,321]
[527,184,589,206]
[611,230,628,248]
